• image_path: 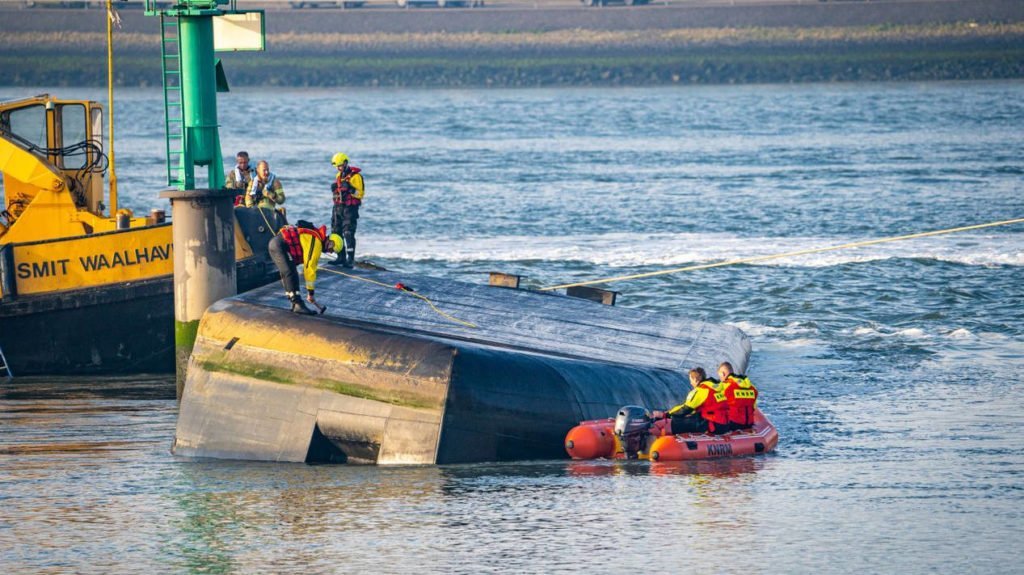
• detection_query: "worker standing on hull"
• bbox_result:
[268,222,342,315]
[329,152,364,268]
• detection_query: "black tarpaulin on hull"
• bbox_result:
[436,344,687,464]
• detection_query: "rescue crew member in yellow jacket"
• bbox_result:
[667,367,731,435]
[328,152,365,268]
[718,361,759,430]
[268,222,342,315]
[245,160,286,210]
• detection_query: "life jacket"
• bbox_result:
[695,380,730,432]
[722,374,758,427]
[279,223,326,265]
[333,167,364,206]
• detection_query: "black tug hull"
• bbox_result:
[0,207,283,376]
[0,259,277,376]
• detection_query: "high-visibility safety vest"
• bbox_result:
[279,224,328,291]
[280,225,325,265]
[695,381,730,431]
[668,379,730,432]
[334,167,365,206]
[722,375,759,427]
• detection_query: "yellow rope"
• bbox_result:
[540,217,1024,292]
[320,266,479,329]
[257,206,282,236]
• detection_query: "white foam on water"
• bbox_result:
[848,325,934,339]
[359,231,1024,268]
[728,320,819,339]
[852,326,881,337]
[846,325,997,341]
[946,328,975,339]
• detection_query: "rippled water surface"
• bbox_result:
[2,82,1023,574]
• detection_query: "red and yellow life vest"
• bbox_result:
[696,381,730,432]
[333,167,364,206]
[280,224,326,264]
[722,375,758,427]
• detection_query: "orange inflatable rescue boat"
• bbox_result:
[565,406,778,462]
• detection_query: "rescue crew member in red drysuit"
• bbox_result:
[328,152,364,268]
[268,222,342,314]
[666,367,731,435]
[718,361,759,430]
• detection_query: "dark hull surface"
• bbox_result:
[174,269,752,465]
[0,255,277,376]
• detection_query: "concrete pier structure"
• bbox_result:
[160,188,237,398]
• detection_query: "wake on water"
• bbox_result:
[356,231,1024,267]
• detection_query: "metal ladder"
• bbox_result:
[160,14,187,190]
[0,343,11,381]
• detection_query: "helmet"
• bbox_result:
[328,233,344,252]
[331,152,349,167]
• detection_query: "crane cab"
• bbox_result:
[0,94,142,243]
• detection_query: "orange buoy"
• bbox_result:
[564,419,616,459]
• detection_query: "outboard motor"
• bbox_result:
[614,405,653,459]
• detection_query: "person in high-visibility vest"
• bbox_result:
[718,361,759,429]
[329,152,365,268]
[268,222,342,315]
[666,367,731,435]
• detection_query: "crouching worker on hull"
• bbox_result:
[667,367,731,435]
[268,222,342,315]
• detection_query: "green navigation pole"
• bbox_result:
[147,0,265,397]
[179,13,224,189]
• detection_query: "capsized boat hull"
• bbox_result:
[564,409,778,461]
[173,268,753,465]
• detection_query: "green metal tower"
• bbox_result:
[145,0,265,395]
[145,0,263,190]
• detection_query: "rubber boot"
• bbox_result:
[290,296,316,315]
[343,247,355,269]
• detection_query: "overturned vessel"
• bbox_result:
[173,269,752,465]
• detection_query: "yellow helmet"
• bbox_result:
[331,152,349,167]
[328,233,344,252]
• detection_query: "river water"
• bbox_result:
[2,82,1023,574]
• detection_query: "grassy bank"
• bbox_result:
[2,23,1022,87]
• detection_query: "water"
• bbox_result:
[2,81,1023,574]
